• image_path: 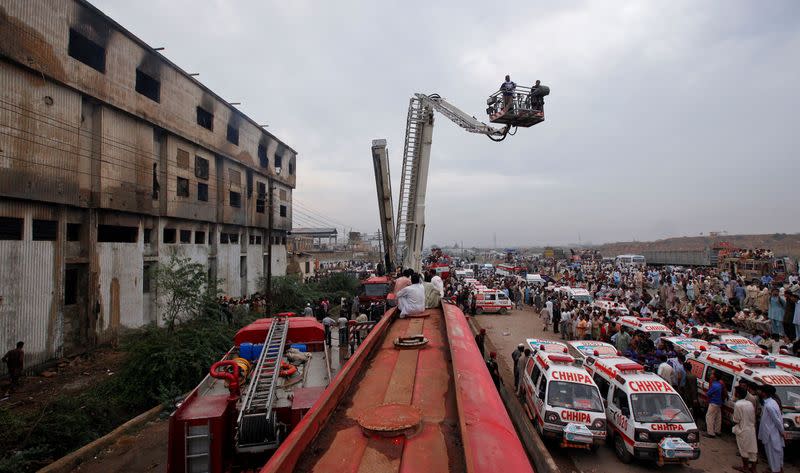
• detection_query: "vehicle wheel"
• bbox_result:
[614,433,633,464]
[499,308,508,315]
[476,307,484,315]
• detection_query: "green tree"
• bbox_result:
[152,255,218,332]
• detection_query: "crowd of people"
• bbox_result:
[442,257,799,473]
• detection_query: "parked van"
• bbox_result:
[475,289,512,314]
[686,351,800,440]
[526,273,547,285]
[615,254,646,268]
[715,334,766,357]
[593,299,629,316]
[616,317,673,343]
[585,356,700,464]
[526,338,569,355]
[520,351,607,449]
[659,337,721,356]
[567,287,593,303]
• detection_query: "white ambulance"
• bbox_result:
[686,351,800,440]
[715,334,766,358]
[583,356,700,464]
[520,351,607,449]
[593,298,630,316]
[474,289,512,314]
[659,337,722,356]
[567,340,618,366]
[526,338,569,355]
[616,316,673,343]
[769,354,800,378]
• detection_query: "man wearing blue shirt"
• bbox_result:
[704,370,724,438]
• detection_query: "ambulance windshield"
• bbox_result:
[775,387,800,412]
[630,393,693,423]
[547,382,604,412]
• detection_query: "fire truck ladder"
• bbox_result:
[236,316,289,451]
[395,96,425,269]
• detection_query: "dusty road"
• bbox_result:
[73,417,168,473]
[473,304,800,473]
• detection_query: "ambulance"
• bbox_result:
[583,356,700,464]
[659,337,721,356]
[474,289,513,314]
[715,334,766,358]
[567,340,618,366]
[769,354,800,378]
[526,338,569,355]
[567,287,593,303]
[520,351,607,449]
[593,299,629,316]
[686,351,800,440]
[616,316,673,343]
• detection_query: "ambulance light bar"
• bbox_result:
[615,363,644,373]
[636,317,654,322]
[712,329,734,334]
[741,358,770,367]
[547,354,574,364]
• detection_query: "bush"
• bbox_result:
[265,273,360,313]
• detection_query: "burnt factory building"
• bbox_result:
[0,0,296,371]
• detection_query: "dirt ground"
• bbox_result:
[73,418,169,473]
[0,348,126,414]
[473,304,800,473]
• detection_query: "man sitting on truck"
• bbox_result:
[397,273,425,318]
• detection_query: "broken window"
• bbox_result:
[180,229,191,244]
[229,233,239,244]
[142,263,152,293]
[163,228,176,243]
[177,177,190,197]
[255,235,262,244]
[194,156,209,180]
[68,29,106,73]
[135,69,160,102]
[256,199,265,214]
[229,191,241,208]
[226,125,239,145]
[2,216,25,240]
[32,219,58,241]
[220,233,229,244]
[197,183,208,202]
[176,149,190,169]
[289,161,294,175]
[152,163,160,199]
[67,223,81,242]
[258,144,268,168]
[279,205,287,217]
[143,228,152,244]
[196,106,214,130]
[195,231,206,244]
[274,152,283,171]
[98,225,138,243]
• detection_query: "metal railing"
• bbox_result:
[486,85,544,116]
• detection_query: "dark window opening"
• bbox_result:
[64,268,79,305]
[195,156,209,180]
[142,263,152,293]
[230,191,241,208]
[274,153,283,170]
[305,261,310,273]
[279,205,287,217]
[196,106,214,130]
[0,217,24,240]
[143,228,152,244]
[255,236,262,244]
[68,29,106,73]
[177,177,190,197]
[220,233,229,244]
[226,125,239,145]
[180,229,191,244]
[197,183,208,202]
[67,223,81,242]
[32,219,58,241]
[240,256,246,277]
[257,182,266,198]
[289,161,294,175]
[195,231,206,244]
[246,170,253,197]
[135,69,160,102]
[258,144,268,168]
[256,199,265,213]
[281,236,287,245]
[229,233,239,244]
[249,235,255,245]
[163,228,176,243]
[98,225,138,243]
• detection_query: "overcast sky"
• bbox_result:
[95,0,800,247]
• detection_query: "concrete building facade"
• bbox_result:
[0,0,295,372]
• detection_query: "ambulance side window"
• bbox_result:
[705,369,734,395]
[537,377,547,400]
[613,387,630,416]
[531,364,542,383]
[486,294,496,301]
[594,374,610,404]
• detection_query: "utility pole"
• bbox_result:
[266,178,274,317]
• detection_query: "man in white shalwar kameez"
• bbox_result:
[758,385,785,473]
[732,386,757,473]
